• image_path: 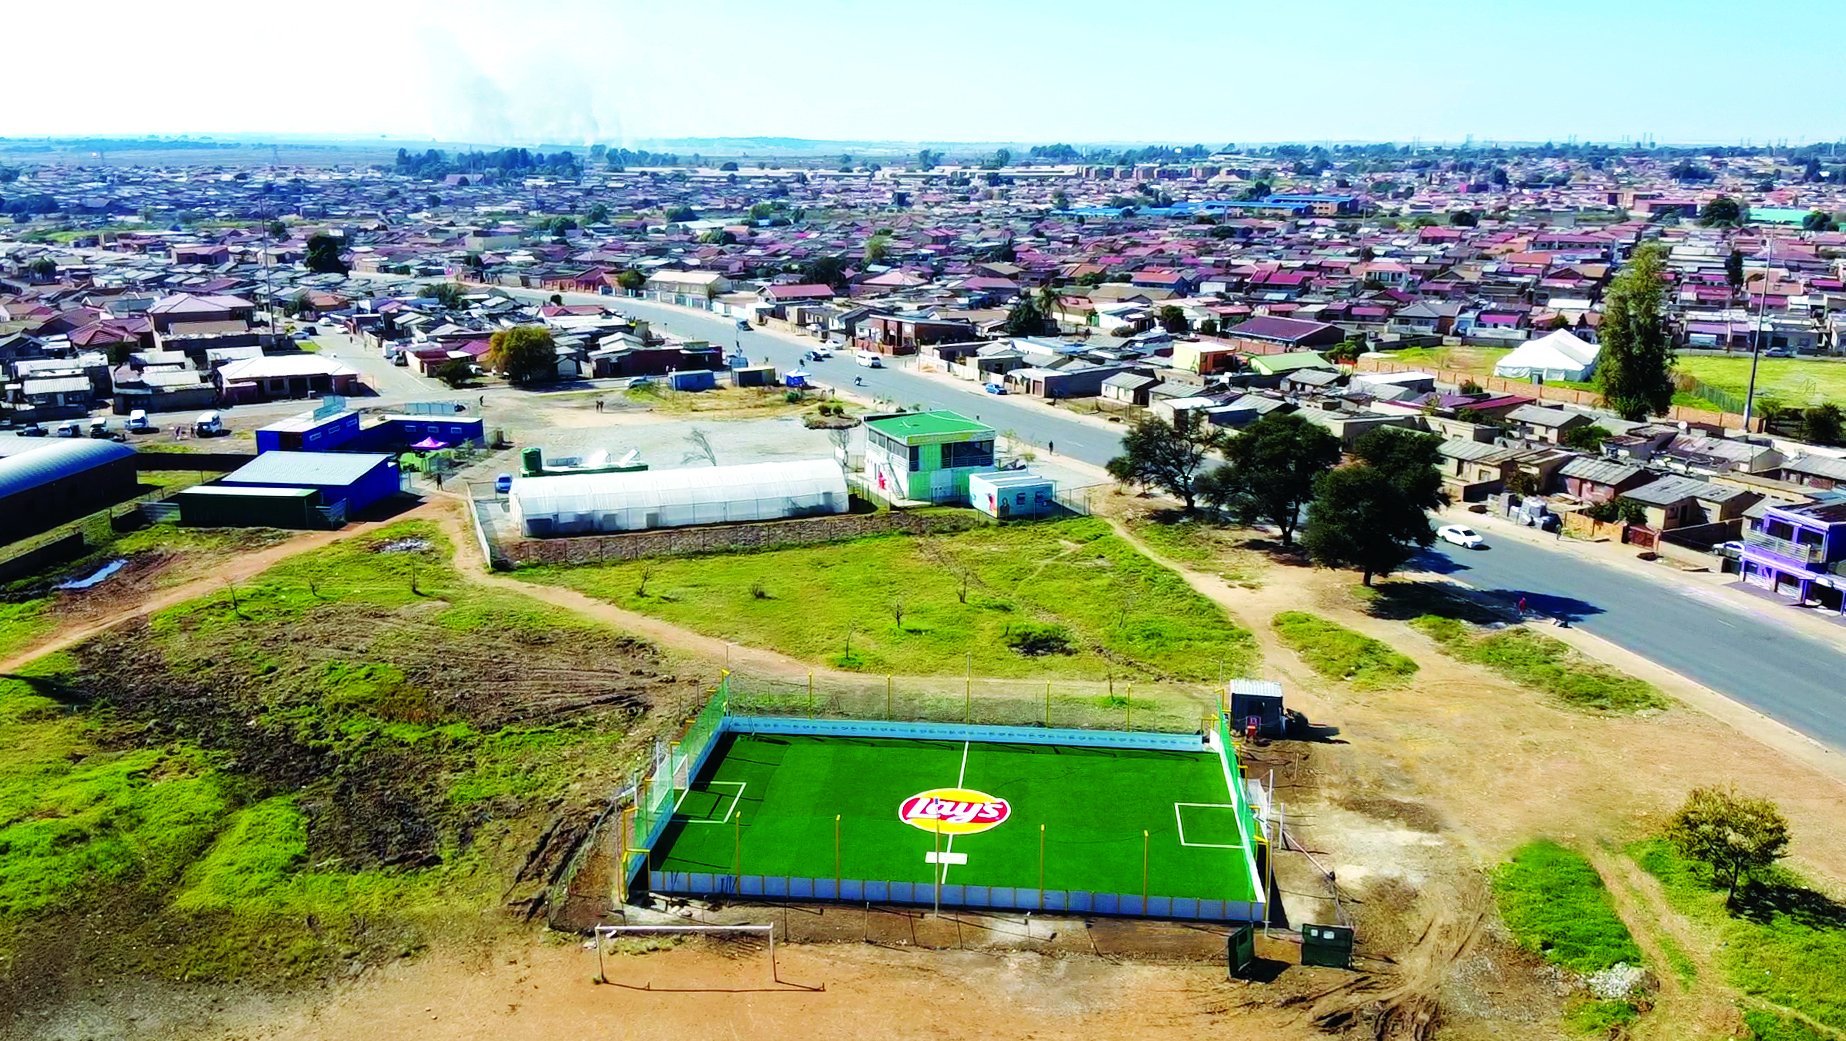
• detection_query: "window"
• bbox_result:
[941,439,995,469]
[907,445,922,472]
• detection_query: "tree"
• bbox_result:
[719,161,739,171]
[585,202,609,224]
[1301,465,1434,586]
[1157,304,1189,334]
[265,219,288,239]
[1802,209,1836,232]
[434,358,474,388]
[863,234,890,264]
[916,148,942,171]
[1050,189,1070,210]
[1725,249,1745,294]
[1699,195,1743,226]
[1448,209,1479,227]
[1352,427,1444,510]
[985,147,1012,170]
[484,325,558,386]
[1799,402,1844,446]
[799,255,849,289]
[1105,412,1226,512]
[1199,412,1342,545]
[1665,786,1791,904]
[429,282,468,310]
[1595,243,1674,421]
[1003,294,1045,336]
[26,257,57,281]
[303,234,347,275]
[1561,423,1613,452]
[664,204,696,222]
[616,268,646,292]
[1033,284,1060,325]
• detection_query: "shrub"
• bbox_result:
[1003,621,1074,656]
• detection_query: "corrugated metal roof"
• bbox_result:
[0,437,136,500]
[221,450,393,487]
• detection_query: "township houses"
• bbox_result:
[1220,316,1345,356]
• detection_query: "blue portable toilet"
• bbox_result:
[667,369,716,392]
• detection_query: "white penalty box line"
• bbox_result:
[673,780,747,825]
[1174,802,1247,849]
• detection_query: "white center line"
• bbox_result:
[939,740,972,886]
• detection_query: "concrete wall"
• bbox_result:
[494,507,983,568]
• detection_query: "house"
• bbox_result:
[1222,316,1345,355]
[1768,455,1846,491]
[1738,501,1846,613]
[1505,403,1593,444]
[217,450,403,517]
[1621,475,1760,531]
[1658,434,1783,476]
[1169,340,1241,376]
[145,293,255,334]
[1558,456,1652,503]
[1246,351,1335,381]
[1100,372,1159,406]
[644,270,732,302]
[1437,439,1524,499]
[968,469,1056,519]
[862,410,996,504]
[215,354,363,402]
[855,313,978,356]
[1004,362,1141,401]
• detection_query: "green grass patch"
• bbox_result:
[1124,516,1269,588]
[1674,355,1846,409]
[1492,840,1643,976]
[1412,616,1667,712]
[523,516,1258,681]
[1565,998,1641,1036]
[1271,611,1417,689]
[1740,1009,1834,1041]
[1632,838,1846,1035]
[0,520,674,986]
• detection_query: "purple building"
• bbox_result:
[1738,501,1846,615]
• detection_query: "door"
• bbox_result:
[929,469,952,502]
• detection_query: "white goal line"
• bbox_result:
[1174,802,1246,849]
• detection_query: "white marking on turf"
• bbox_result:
[1174,802,1246,849]
[675,780,747,825]
[935,741,974,885]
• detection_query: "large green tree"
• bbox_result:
[1352,427,1445,510]
[1724,248,1744,293]
[1595,243,1675,421]
[1002,294,1046,336]
[1301,465,1434,586]
[1699,195,1743,226]
[1105,412,1226,512]
[1198,412,1342,546]
[485,325,559,386]
[303,233,348,275]
[1665,786,1791,904]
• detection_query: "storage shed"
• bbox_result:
[968,469,1056,519]
[0,436,140,544]
[1228,679,1287,737]
[509,458,847,536]
[218,451,401,517]
[175,484,325,529]
[667,369,717,392]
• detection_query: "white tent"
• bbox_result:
[1492,329,1601,382]
[510,458,848,536]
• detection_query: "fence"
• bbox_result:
[645,873,1260,923]
[722,668,1219,735]
[619,679,731,896]
[491,507,985,568]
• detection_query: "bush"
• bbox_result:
[1003,621,1074,656]
[784,390,802,404]
[1413,616,1667,712]
[1492,840,1643,975]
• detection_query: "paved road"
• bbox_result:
[1423,537,1846,751]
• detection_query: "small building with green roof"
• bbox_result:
[863,410,996,504]
[1247,351,1335,378]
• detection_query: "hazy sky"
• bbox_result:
[9,0,1843,146]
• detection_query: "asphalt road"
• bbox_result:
[425,282,1846,752]
[1423,537,1846,751]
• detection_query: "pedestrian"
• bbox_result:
[1517,596,1527,615]
[435,471,444,490]
[1048,441,1054,454]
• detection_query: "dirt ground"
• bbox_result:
[12,488,1846,1041]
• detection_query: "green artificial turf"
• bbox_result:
[651,733,1261,904]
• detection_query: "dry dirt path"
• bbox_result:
[0,505,442,675]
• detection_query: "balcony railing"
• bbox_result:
[1744,529,1826,565]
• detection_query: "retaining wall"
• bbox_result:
[497,508,983,567]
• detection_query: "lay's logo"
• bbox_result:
[899,788,1011,835]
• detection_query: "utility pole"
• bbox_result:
[1742,233,1772,430]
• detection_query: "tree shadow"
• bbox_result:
[1407,548,1471,575]
[1475,588,1606,626]
[0,671,90,710]
[1733,877,1846,931]
[1361,581,1503,624]
[1282,709,1345,744]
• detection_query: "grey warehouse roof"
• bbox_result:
[0,437,137,500]
[221,450,394,487]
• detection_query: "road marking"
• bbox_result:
[1174,802,1246,849]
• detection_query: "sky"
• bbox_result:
[7,0,1844,148]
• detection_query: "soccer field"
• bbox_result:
[650,731,1264,910]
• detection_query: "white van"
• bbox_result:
[854,350,883,369]
[193,411,224,437]
[55,421,82,437]
[125,409,152,433]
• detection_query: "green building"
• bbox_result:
[863,410,996,504]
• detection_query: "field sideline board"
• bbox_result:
[649,731,1263,910]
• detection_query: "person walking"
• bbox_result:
[1516,595,1527,616]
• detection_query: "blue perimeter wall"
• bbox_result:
[723,715,1208,752]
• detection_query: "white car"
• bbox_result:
[1437,524,1486,549]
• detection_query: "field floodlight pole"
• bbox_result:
[1044,681,1051,727]
[1142,829,1150,907]
[887,674,893,720]
[734,809,744,895]
[807,671,814,719]
[965,653,972,723]
[1126,684,1133,731]
[834,814,842,892]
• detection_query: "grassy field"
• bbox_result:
[1674,355,1846,408]
[1493,840,1648,1035]
[0,520,687,988]
[656,732,1259,905]
[1271,612,1418,689]
[1123,516,1269,588]
[523,517,1258,682]
[1632,839,1846,1039]
[622,383,815,417]
[1411,616,1667,713]
[1381,345,1512,376]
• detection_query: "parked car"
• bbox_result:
[125,409,153,433]
[854,350,883,368]
[193,411,225,437]
[984,382,1008,395]
[55,421,82,438]
[494,473,514,494]
[810,346,834,359]
[1764,347,1794,358]
[19,422,46,437]
[88,418,112,438]
[1713,540,1744,560]
[1437,524,1486,549]
[735,319,752,331]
